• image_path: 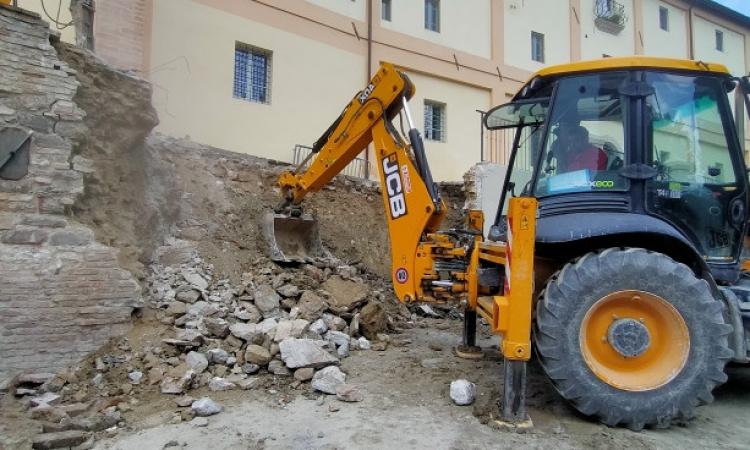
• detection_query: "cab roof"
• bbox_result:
[533,56,731,79]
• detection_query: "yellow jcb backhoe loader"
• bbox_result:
[265,58,750,430]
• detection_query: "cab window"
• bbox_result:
[535,73,629,196]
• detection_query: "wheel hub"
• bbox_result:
[607,318,650,357]
[579,290,690,391]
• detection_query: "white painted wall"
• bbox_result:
[580,0,636,59]
[306,0,366,21]
[149,0,365,164]
[17,0,75,43]
[503,0,571,71]
[381,0,491,59]
[642,0,688,58]
[402,70,490,181]
[693,15,747,76]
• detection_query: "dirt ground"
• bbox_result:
[81,318,750,450]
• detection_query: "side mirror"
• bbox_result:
[708,167,721,177]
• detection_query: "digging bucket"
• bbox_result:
[262,212,327,263]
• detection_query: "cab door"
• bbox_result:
[644,72,748,269]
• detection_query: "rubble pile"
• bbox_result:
[145,253,398,396]
[3,251,411,448]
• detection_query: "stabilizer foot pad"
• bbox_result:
[490,417,533,433]
[453,345,483,360]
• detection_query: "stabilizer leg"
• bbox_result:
[454,307,483,359]
[493,359,533,431]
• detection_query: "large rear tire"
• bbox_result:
[534,248,732,430]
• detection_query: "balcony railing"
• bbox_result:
[595,0,627,34]
[291,144,372,180]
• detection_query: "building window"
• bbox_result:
[424,100,446,142]
[233,42,272,104]
[382,0,391,21]
[531,31,545,63]
[425,0,440,32]
[659,6,669,31]
[716,30,724,52]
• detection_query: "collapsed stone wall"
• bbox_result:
[0,6,141,381]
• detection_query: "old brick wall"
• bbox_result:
[94,0,150,74]
[0,5,141,381]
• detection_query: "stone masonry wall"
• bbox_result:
[0,5,141,381]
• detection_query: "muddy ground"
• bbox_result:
[71,317,750,450]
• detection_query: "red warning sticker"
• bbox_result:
[395,267,408,284]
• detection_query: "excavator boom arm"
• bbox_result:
[276,63,446,301]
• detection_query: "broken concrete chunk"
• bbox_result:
[309,318,328,335]
[203,317,230,338]
[191,397,222,416]
[32,430,89,450]
[279,338,339,369]
[336,341,350,359]
[293,367,314,381]
[182,270,209,290]
[241,363,260,374]
[359,302,387,339]
[160,370,195,395]
[325,330,350,347]
[233,303,261,323]
[297,291,327,321]
[186,351,208,374]
[254,284,281,318]
[29,392,61,407]
[175,396,195,407]
[449,379,476,406]
[357,336,371,350]
[236,377,261,390]
[322,313,346,332]
[175,286,202,304]
[311,366,346,394]
[208,377,236,391]
[165,301,188,317]
[268,360,290,376]
[335,384,364,402]
[277,284,301,298]
[274,319,310,342]
[127,371,143,384]
[229,323,258,341]
[207,348,230,365]
[322,276,369,313]
[244,345,272,366]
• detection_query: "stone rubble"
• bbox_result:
[449,379,477,406]
[6,250,407,447]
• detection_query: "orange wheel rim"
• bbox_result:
[579,290,690,391]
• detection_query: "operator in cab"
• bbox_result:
[552,123,608,172]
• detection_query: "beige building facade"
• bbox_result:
[15,0,750,180]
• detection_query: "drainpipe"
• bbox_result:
[688,1,694,60]
[365,0,373,179]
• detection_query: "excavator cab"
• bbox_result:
[487,61,749,277]
[485,57,750,429]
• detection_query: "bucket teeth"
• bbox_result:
[262,212,327,263]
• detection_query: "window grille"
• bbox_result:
[233,43,272,104]
[425,0,440,32]
[424,100,446,142]
[531,31,545,63]
[659,6,669,31]
[382,0,391,21]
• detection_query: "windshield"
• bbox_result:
[535,72,629,197]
